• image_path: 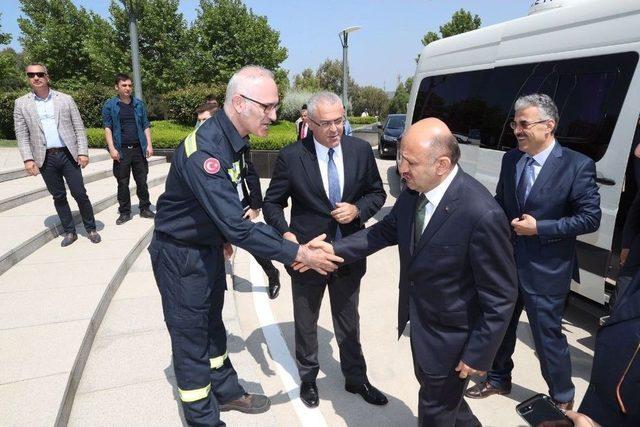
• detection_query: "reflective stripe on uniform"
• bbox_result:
[184,130,197,158]
[178,383,211,402]
[210,351,228,369]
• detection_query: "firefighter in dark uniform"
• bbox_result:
[149,66,341,426]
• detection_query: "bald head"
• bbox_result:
[403,118,460,164]
[398,118,460,193]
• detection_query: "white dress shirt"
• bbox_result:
[417,165,459,235]
[314,139,345,199]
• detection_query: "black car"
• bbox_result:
[378,114,406,159]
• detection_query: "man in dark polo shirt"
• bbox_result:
[102,73,155,225]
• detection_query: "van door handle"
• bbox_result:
[596,177,615,186]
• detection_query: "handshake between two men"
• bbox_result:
[286,201,359,275]
[288,233,342,275]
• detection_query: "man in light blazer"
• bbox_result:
[465,94,602,410]
[14,63,101,247]
[263,91,388,408]
[329,118,518,426]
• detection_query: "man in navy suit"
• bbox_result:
[263,91,387,408]
[465,94,602,410]
[327,118,518,426]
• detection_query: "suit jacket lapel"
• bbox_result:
[52,91,61,127]
[412,170,462,257]
[300,137,333,210]
[525,143,563,208]
[27,95,44,133]
[340,137,357,202]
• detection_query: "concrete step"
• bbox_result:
[0,154,166,213]
[0,184,167,427]
[68,247,277,426]
[0,161,171,276]
[0,150,111,183]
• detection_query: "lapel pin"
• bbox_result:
[445,206,450,213]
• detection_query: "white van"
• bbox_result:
[405,0,640,305]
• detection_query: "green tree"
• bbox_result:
[0,15,24,90]
[439,9,482,39]
[388,80,409,114]
[110,0,192,95]
[418,9,481,60]
[18,0,101,84]
[351,85,389,118]
[190,0,288,87]
[315,58,357,95]
[293,68,320,91]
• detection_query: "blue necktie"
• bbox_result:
[516,156,535,211]
[328,148,342,240]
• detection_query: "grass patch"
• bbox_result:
[0,139,17,148]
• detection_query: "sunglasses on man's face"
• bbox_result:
[26,72,47,78]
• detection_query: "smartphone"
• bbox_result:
[515,394,574,426]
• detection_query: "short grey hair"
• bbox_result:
[25,63,48,75]
[428,133,460,166]
[307,91,343,119]
[224,65,275,105]
[514,93,559,131]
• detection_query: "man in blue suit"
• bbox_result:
[465,94,602,410]
[327,118,518,426]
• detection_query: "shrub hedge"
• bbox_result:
[163,84,227,126]
[86,120,194,149]
[348,116,378,125]
[0,90,22,139]
[249,121,297,150]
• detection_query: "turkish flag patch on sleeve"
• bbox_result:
[203,157,221,175]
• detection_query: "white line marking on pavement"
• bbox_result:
[249,254,328,427]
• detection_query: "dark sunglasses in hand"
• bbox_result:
[26,72,47,78]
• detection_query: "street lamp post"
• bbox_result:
[338,26,361,114]
[120,0,143,100]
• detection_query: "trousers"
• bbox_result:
[149,232,245,426]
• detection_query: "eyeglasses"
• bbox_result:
[240,94,280,114]
[509,119,549,130]
[308,116,345,130]
[26,72,47,79]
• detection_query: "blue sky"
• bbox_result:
[0,0,531,89]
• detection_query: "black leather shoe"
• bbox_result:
[60,233,78,247]
[116,213,131,225]
[345,381,388,405]
[300,381,319,407]
[87,230,101,244]
[267,270,280,300]
[139,208,155,219]
[464,380,511,399]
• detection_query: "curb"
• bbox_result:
[54,226,155,427]
[0,152,112,183]
[0,156,165,213]
[0,172,168,276]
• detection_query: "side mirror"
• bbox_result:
[377,124,383,130]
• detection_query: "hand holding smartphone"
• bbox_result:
[516,394,574,427]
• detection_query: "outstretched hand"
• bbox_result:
[292,233,343,275]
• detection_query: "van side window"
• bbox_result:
[412,52,638,161]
